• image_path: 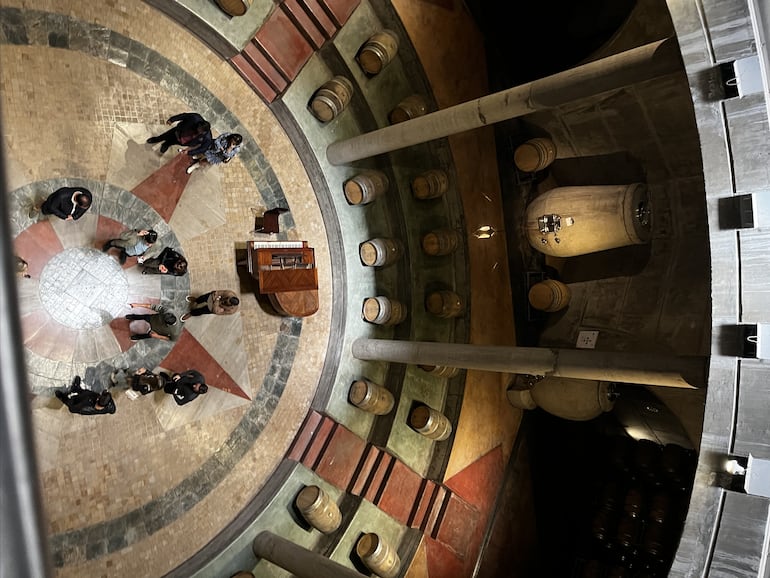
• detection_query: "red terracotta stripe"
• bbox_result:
[314,423,367,489]
[255,8,314,81]
[230,55,279,103]
[296,0,337,39]
[281,0,326,49]
[286,410,324,461]
[348,444,381,496]
[362,451,394,504]
[301,416,336,469]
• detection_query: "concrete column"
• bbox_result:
[327,37,681,165]
[351,338,706,389]
[252,531,362,578]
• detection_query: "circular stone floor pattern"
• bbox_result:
[39,248,129,329]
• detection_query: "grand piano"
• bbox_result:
[246,240,319,317]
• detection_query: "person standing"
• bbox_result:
[102,228,160,265]
[125,302,181,341]
[182,290,240,321]
[141,246,188,276]
[186,133,242,174]
[55,375,116,415]
[111,366,171,395]
[164,369,208,405]
[29,187,92,221]
[146,112,213,156]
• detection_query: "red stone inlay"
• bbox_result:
[301,416,335,469]
[362,451,394,504]
[131,153,191,222]
[230,54,279,103]
[282,0,327,49]
[160,331,250,399]
[377,459,423,525]
[13,221,64,278]
[314,423,367,489]
[255,8,314,81]
[295,0,336,38]
[444,446,503,523]
[348,444,380,496]
[424,535,466,578]
[22,310,77,361]
[286,410,324,461]
[317,0,359,27]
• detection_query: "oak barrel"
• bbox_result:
[295,485,342,534]
[349,379,395,415]
[343,170,389,205]
[310,76,354,123]
[389,94,428,124]
[356,533,401,578]
[215,0,252,17]
[514,137,557,172]
[411,169,449,200]
[527,279,571,312]
[410,405,452,441]
[418,364,460,378]
[359,238,403,267]
[425,290,465,318]
[357,29,399,75]
[421,228,461,256]
[362,296,406,326]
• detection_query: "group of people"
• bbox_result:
[146,111,242,174]
[19,111,246,416]
[55,366,210,416]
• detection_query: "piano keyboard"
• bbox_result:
[250,240,305,250]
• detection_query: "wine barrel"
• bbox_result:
[525,183,652,257]
[356,533,401,578]
[411,169,449,200]
[357,29,399,75]
[295,485,342,534]
[418,364,460,378]
[410,405,452,441]
[389,94,428,124]
[527,279,571,312]
[359,238,403,267]
[310,76,354,123]
[343,170,389,205]
[362,296,406,326]
[425,290,465,319]
[421,228,461,256]
[215,0,252,17]
[348,379,395,415]
[514,137,557,172]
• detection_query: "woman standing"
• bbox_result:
[186,133,242,174]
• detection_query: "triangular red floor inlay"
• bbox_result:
[132,153,191,222]
[14,221,64,278]
[159,331,250,399]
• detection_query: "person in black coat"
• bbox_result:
[55,376,116,415]
[30,187,92,221]
[141,247,188,276]
[163,370,208,405]
[146,112,213,156]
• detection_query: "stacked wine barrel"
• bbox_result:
[576,437,696,577]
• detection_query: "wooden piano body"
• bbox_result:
[247,240,319,317]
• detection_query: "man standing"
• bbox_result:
[30,187,92,221]
[146,112,212,156]
[125,302,181,341]
[164,369,208,405]
[182,290,240,321]
[55,376,116,415]
[102,228,160,265]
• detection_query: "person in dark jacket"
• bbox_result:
[55,375,116,415]
[141,247,188,276]
[126,302,181,341]
[30,187,92,221]
[109,366,171,395]
[146,112,212,156]
[164,369,208,405]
